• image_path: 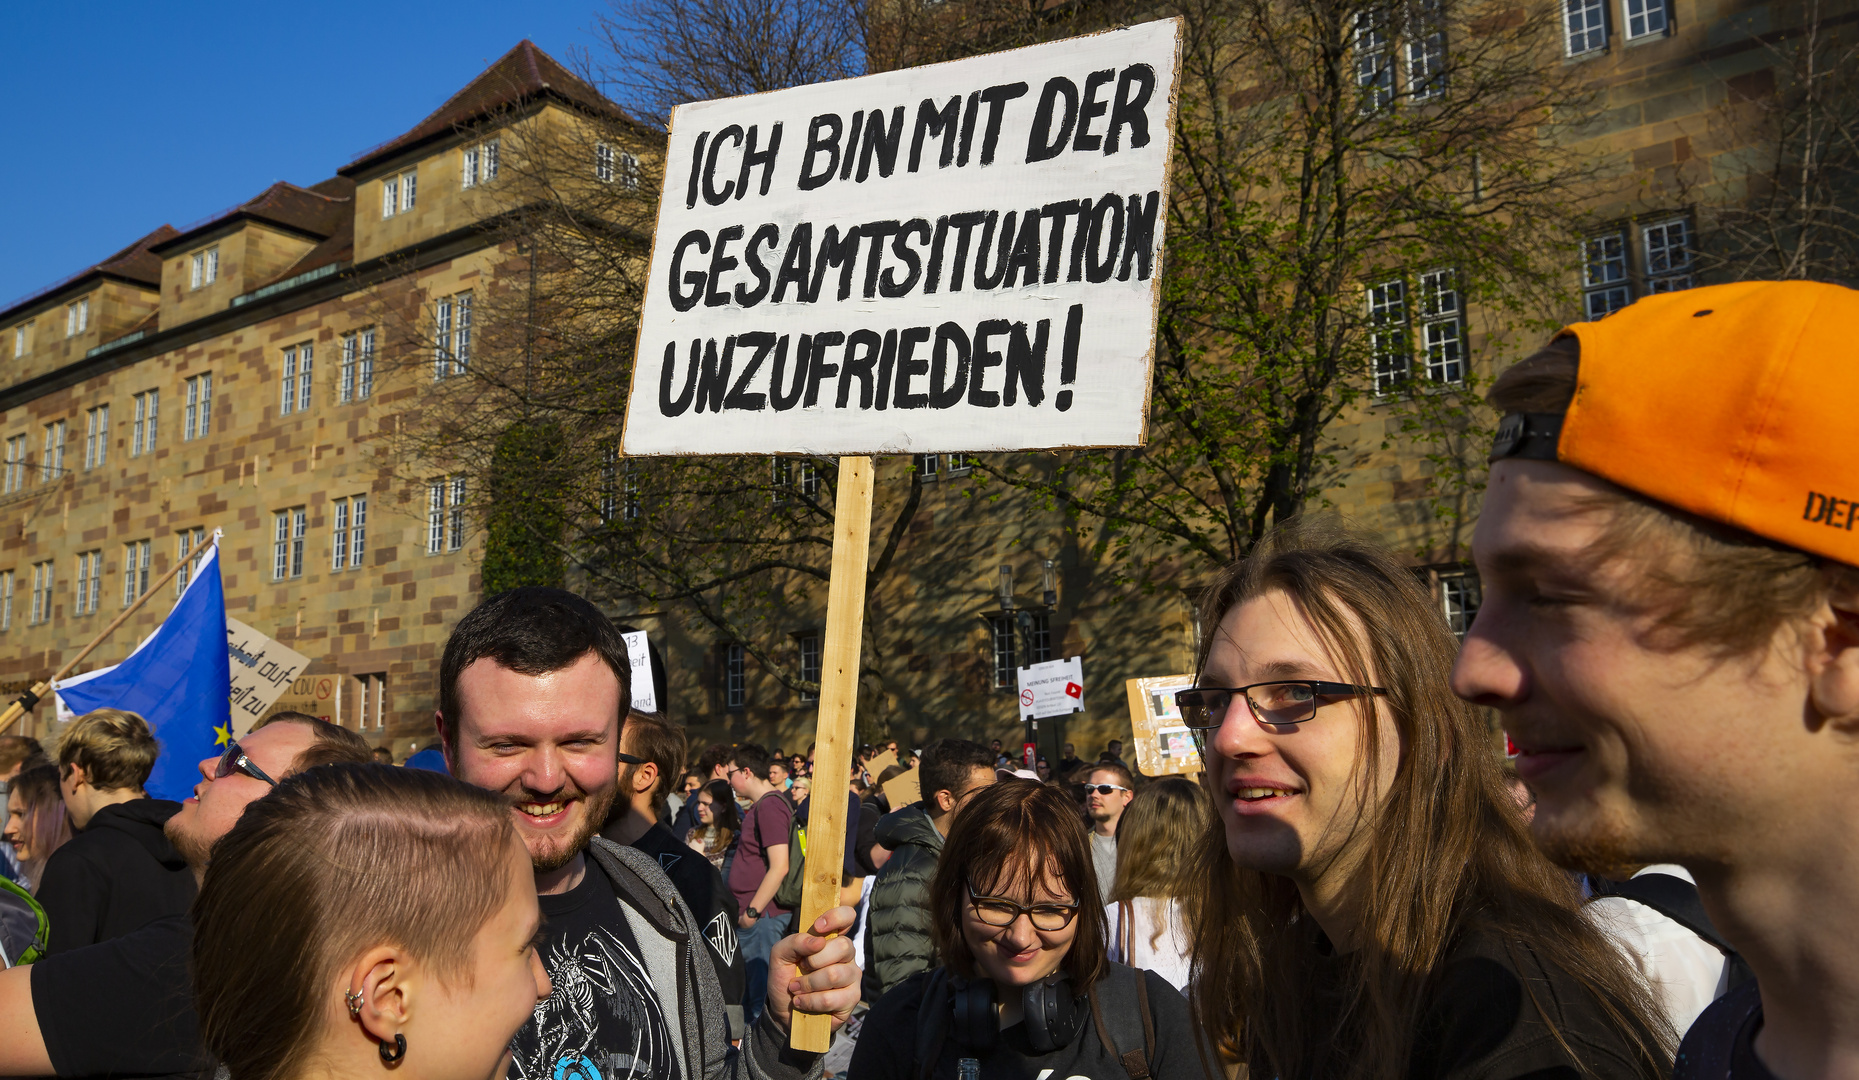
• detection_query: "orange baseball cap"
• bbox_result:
[1488,280,1859,566]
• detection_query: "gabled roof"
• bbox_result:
[338,40,639,177]
[0,224,177,324]
[149,181,352,255]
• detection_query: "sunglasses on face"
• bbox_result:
[616,752,648,766]
[966,882,1080,931]
[214,742,277,786]
[1085,784,1130,796]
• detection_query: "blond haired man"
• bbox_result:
[1452,281,1859,1077]
[37,709,193,953]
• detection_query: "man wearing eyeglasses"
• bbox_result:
[0,712,372,1079]
[1083,761,1134,901]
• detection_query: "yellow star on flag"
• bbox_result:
[213,722,234,748]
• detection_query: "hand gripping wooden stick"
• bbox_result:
[0,533,220,737]
[788,456,873,1053]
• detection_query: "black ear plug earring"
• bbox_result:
[380,1034,407,1064]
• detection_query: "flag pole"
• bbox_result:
[0,533,222,737]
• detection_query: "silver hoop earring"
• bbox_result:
[345,989,365,1018]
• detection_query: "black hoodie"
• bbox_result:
[36,798,195,954]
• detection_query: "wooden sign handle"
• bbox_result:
[789,455,874,1053]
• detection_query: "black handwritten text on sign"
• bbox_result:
[622,19,1182,456]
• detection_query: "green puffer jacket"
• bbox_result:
[862,803,943,1002]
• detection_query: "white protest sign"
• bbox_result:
[622,19,1182,456]
[226,617,312,733]
[1017,656,1084,721]
[621,630,658,713]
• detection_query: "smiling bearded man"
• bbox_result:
[437,588,862,1080]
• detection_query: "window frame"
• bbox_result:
[724,642,747,709]
[798,633,823,702]
[84,405,109,471]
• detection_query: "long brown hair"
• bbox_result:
[193,764,519,1080]
[929,779,1108,987]
[7,763,70,889]
[1110,776,1210,906]
[1184,517,1670,1080]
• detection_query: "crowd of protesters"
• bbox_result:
[0,281,1847,1080]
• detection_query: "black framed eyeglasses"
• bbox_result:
[966,882,1080,932]
[1176,681,1389,754]
[214,741,277,786]
[616,752,649,766]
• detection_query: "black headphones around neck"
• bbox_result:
[948,973,1084,1054]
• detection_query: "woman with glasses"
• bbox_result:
[1179,519,1670,1080]
[685,779,740,874]
[848,779,1207,1080]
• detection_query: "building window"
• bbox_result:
[13,321,31,357]
[1583,231,1631,318]
[1642,217,1694,293]
[799,459,821,498]
[600,446,619,522]
[280,343,313,415]
[121,539,150,607]
[428,476,466,554]
[382,169,417,218]
[176,527,205,595]
[462,139,500,188]
[1368,278,1410,394]
[30,560,53,625]
[1028,611,1054,665]
[1354,7,1395,113]
[622,461,640,523]
[3,435,25,494]
[131,390,158,457]
[433,293,471,379]
[798,633,822,702]
[770,457,792,504]
[1622,0,1668,39]
[0,570,13,631]
[918,454,939,482]
[1564,0,1608,55]
[83,405,109,470]
[331,494,367,570]
[1438,568,1482,638]
[1417,269,1465,384]
[1406,0,1447,101]
[724,643,747,709]
[988,615,1018,689]
[184,374,213,440]
[340,328,376,402]
[273,507,306,580]
[75,550,102,616]
[65,298,89,338]
[40,420,65,482]
[189,249,219,290]
[354,673,388,730]
[596,142,615,184]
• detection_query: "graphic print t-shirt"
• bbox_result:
[509,860,682,1080]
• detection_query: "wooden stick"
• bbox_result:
[0,534,220,737]
[790,455,874,1053]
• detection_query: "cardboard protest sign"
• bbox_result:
[881,766,922,810]
[620,630,658,713]
[226,617,311,733]
[623,19,1182,457]
[1017,656,1084,721]
[260,674,340,729]
[865,749,899,778]
[1124,674,1201,776]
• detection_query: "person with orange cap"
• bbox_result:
[1451,280,1859,1079]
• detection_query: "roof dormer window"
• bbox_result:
[190,248,219,290]
[462,139,500,189]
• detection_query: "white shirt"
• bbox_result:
[1586,864,1731,1038]
[1105,897,1193,993]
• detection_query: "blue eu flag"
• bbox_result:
[57,540,231,801]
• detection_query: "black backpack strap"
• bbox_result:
[1594,872,1756,989]
[1673,978,1761,1080]
[916,968,952,1080]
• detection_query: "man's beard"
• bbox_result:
[518,781,619,874]
[165,814,212,877]
[1531,804,1643,880]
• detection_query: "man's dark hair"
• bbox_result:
[919,738,996,803]
[696,742,731,777]
[0,735,47,777]
[730,742,773,782]
[371,747,395,765]
[437,587,633,753]
[622,711,687,805]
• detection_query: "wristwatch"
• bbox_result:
[746,907,761,920]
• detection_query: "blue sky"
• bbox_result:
[0,1,614,308]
